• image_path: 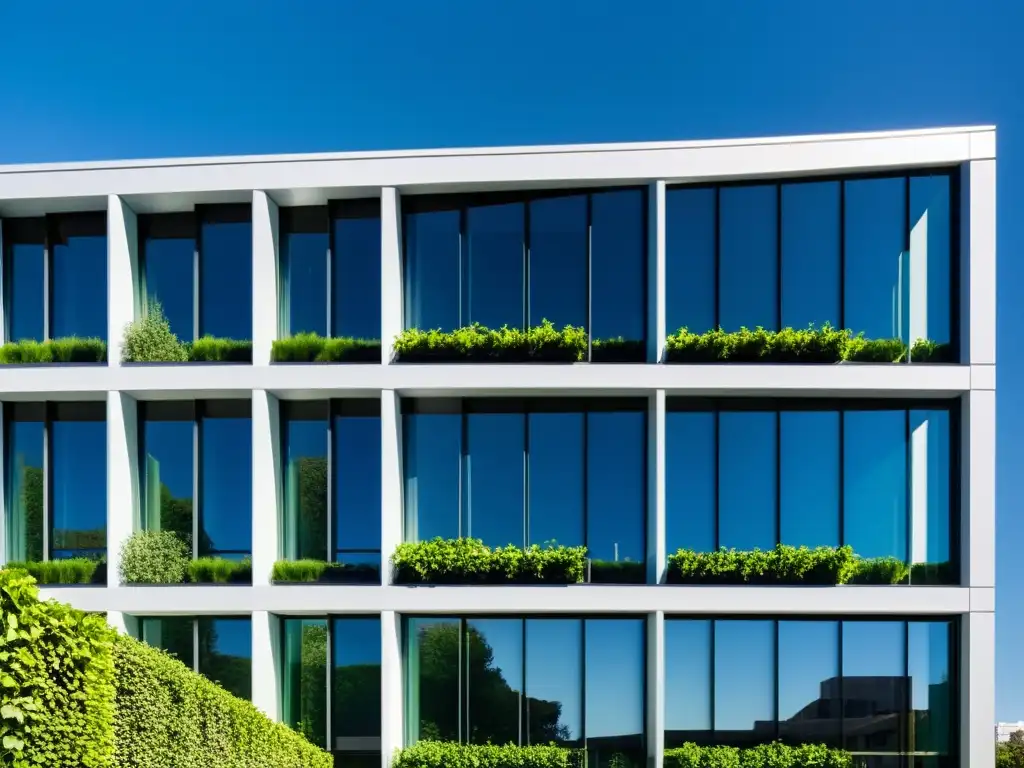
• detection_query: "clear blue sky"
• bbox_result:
[0,0,1019,717]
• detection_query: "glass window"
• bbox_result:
[527,412,584,548]
[404,209,461,332]
[198,617,252,700]
[844,178,906,340]
[466,412,525,547]
[140,616,194,665]
[908,622,952,761]
[333,204,382,340]
[334,405,382,570]
[909,175,952,347]
[715,620,775,746]
[778,621,840,747]
[666,188,716,335]
[141,411,194,542]
[199,404,252,558]
[333,617,382,751]
[586,619,645,767]
[3,221,45,342]
[528,195,588,330]
[283,403,329,562]
[910,410,951,582]
[525,619,582,746]
[781,182,840,329]
[718,412,776,551]
[466,202,525,330]
[199,206,252,340]
[780,411,840,548]
[4,416,44,562]
[665,412,716,554]
[141,213,195,341]
[281,208,329,337]
[50,409,107,560]
[50,214,107,341]
[283,619,329,748]
[665,619,712,747]
[590,190,645,343]
[842,621,905,757]
[467,619,523,745]
[719,185,777,331]
[405,618,461,744]
[844,410,907,562]
[403,411,461,542]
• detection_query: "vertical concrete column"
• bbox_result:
[0,404,6,564]
[381,390,403,585]
[380,610,404,768]
[961,389,995,589]
[0,216,5,344]
[107,392,139,588]
[251,610,281,720]
[961,158,996,366]
[381,187,403,363]
[106,611,137,636]
[252,190,280,366]
[107,195,139,366]
[962,610,995,767]
[647,390,666,584]
[646,611,665,768]
[647,181,666,362]
[252,390,282,587]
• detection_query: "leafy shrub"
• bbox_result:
[121,302,188,363]
[188,556,252,584]
[119,530,190,584]
[271,333,382,363]
[272,559,380,584]
[664,742,851,768]
[393,320,588,362]
[0,568,116,768]
[187,336,253,362]
[392,538,587,584]
[668,545,859,585]
[910,338,953,363]
[0,336,107,363]
[848,555,910,585]
[393,740,582,768]
[842,335,907,363]
[5,557,105,585]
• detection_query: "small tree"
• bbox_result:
[121,301,187,362]
[119,530,190,584]
[999,730,1024,767]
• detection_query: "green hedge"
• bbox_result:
[0,568,116,768]
[393,741,583,768]
[5,557,106,585]
[665,325,952,364]
[186,336,253,362]
[664,742,851,768]
[188,557,252,584]
[119,531,251,584]
[271,333,381,363]
[271,559,380,584]
[394,321,587,362]
[393,538,587,584]
[0,337,107,363]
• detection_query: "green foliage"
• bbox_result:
[589,559,646,584]
[998,729,1024,767]
[0,336,107,363]
[393,741,583,768]
[121,302,188,363]
[187,336,253,362]
[392,538,587,584]
[271,333,382,363]
[590,337,646,363]
[113,632,332,768]
[393,320,588,362]
[5,557,105,585]
[119,531,190,584]
[665,324,950,364]
[664,742,851,768]
[0,568,116,768]
[188,557,252,584]
[847,555,910,585]
[271,559,379,584]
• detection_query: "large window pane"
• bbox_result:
[719,412,776,550]
[590,190,644,343]
[50,417,107,559]
[666,188,716,335]
[333,617,382,751]
[842,621,905,757]
[200,412,252,557]
[715,620,775,746]
[525,619,582,746]
[404,210,461,331]
[467,619,523,745]
[140,617,194,665]
[334,410,382,570]
[778,620,840,747]
[283,619,329,748]
[844,178,906,340]
[5,419,44,562]
[666,412,716,553]
[844,411,907,561]
[141,418,194,542]
[6,236,44,342]
[781,182,840,329]
[528,195,587,330]
[142,217,195,341]
[284,409,328,561]
[909,175,952,347]
[466,202,524,330]
[910,410,951,582]
[51,215,107,341]
[405,618,461,744]
[527,412,584,548]
[908,621,952,760]
[198,618,252,700]
[665,620,712,747]
[200,210,252,340]
[780,411,839,548]
[333,210,381,340]
[282,210,328,337]
[466,413,524,547]
[586,619,644,767]
[403,413,461,542]
[720,185,777,331]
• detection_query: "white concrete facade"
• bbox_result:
[0,125,996,768]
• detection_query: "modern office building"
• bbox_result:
[0,126,995,768]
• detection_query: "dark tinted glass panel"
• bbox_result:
[844,411,907,561]
[200,414,252,556]
[844,178,906,340]
[587,411,645,575]
[910,410,951,581]
[282,219,328,336]
[666,188,716,335]
[284,414,328,561]
[7,241,44,342]
[719,185,777,331]
[590,190,644,342]
[140,617,194,665]
[780,411,839,548]
[200,213,252,339]
[908,622,951,759]
[334,411,381,564]
[665,412,716,553]
[406,618,460,744]
[528,195,587,330]
[665,619,712,747]
[781,182,840,329]
[586,619,644,764]
[909,175,952,347]
[51,419,106,559]
[778,620,840,747]
[5,420,44,562]
[333,617,382,744]
[51,219,107,341]
[142,420,194,542]
[467,619,522,745]
[466,202,524,329]
[718,412,776,550]
[198,618,252,700]
[842,621,905,757]
[282,619,328,748]
[144,227,195,340]
[528,412,584,548]
[525,619,582,745]
[466,413,524,547]
[715,620,775,746]
[333,213,381,339]
[404,210,461,331]
[403,414,461,541]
